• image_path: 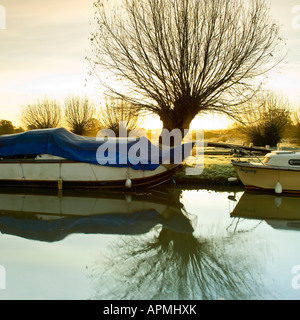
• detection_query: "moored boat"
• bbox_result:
[0,128,194,189]
[232,150,300,194]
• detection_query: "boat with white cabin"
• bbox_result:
[232,150,300,194]
[0,128,194,189]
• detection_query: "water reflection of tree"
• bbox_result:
[89,224,271,300]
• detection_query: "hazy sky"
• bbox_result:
[0,0,300,129]
[0,0,95,124]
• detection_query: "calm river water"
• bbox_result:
[0,185,300,300]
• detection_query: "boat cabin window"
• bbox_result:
[288,159,300,166]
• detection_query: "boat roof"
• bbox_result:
[266,150,300,158]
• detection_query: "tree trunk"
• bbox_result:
[159,110,196,146]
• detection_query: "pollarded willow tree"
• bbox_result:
[99,98,143,136]
[64,96,96,135]
[21,97,61,130]
[237,92,292,146]
[89,0,285,133]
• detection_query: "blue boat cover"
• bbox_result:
[0,128,193,170]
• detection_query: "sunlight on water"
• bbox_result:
[0,186,300,300]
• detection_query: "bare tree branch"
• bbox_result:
[64,96,96,135]
[237,92,292,146]
[88,0,286,132]
[21,97,61,130]
[99,98,143,136]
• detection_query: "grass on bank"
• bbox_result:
[173,155,241,186]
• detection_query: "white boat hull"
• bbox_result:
[0,159,181,189]
[232,161,300,193]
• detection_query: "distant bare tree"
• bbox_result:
[64,96,96,135]
[89,0,285,134]
[84,118,102,136]
[237,92,292,146]
[290,106,300,145]
[21,97,61,130]
[99,98,143,136]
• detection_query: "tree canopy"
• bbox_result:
[64,96,96,135]
[237,92,292,147]
[21,97,61,130]
[89,0,285,132]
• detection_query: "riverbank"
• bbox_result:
[173,155,242,186]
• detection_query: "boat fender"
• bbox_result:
[275,182,282,194]
[228,177,238,182]
[125,178,132,189]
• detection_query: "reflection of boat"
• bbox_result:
[232,151,300,193]
[230,191,300,231]
[0,128,193,189]
[0,188,194,242]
